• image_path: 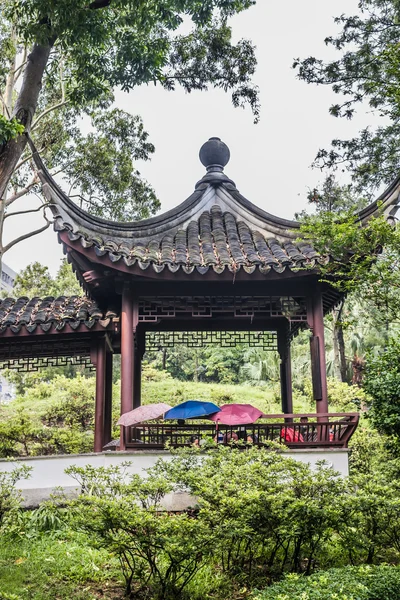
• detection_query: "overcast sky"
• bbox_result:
[6,0,374,276]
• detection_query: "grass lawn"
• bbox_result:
[0,531,123,600]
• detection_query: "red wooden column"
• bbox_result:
[103,350,113,446]
[277,326,293,415]
[93,337,106,453]
[120,286,138,449]
[307,287,329,414]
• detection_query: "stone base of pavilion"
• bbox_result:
[1,446,351,509]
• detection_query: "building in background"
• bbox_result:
[1,262,17,295]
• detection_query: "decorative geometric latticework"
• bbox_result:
[0,355,95,372]
[139,296,307,323]
[0,339,95,372]
[146,330,278,351]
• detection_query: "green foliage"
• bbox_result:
[0,374,102,457]
[294,1,400,194]
[252,565,400,600]
[5,0,259,118]
[298,209,400,322]
[3,447,400,598]
[0,464,31,531]
[0,531,121,600]
[300,174,368,216]
[0,115,24,145]
[13,259,81,298]
[67,462,210,599]
[327,377,369,412]
[141,377,280,414]
[154,447,348,583]
[0,592,21,600]
[363,338,400,440]
[62,109,160,221]
[348,422,387,476]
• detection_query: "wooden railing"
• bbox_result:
[124,412,359,450]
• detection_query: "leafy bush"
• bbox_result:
[327,377,370,411]
[152,447,348,584]
[142,364,172,382]
[66,463,211,599]
[252,565,400,600]
[0,465,31,531]
[363,339,400,439]
[348,422,387,475]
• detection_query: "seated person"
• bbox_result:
[190,434,201,446]
[299,416,309,440]
[223,431,239,443]
[213,431,224,443]
[280,426,304,443]
[236,427,248,441]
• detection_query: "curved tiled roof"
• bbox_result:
[30,136,400,279]
[62,204,327,275]
[0,296,117,334]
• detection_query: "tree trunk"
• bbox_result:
[337,321,347,382]
[0,42,53,200]
[332,315,341,380]
[333,301,347,383]
[4,30,17,117]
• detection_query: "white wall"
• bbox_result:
[0,448,349,508]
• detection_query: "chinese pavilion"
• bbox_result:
[0,137,398,452]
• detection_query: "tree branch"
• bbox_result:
[5,175,39,206]
[0,91,11,119]
[14,153,34,172]
[5,203,50,219]
[31,100,69,130]
[13,47,28,84]
[3,220,51,254]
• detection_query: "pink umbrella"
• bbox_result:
[117,403,172,426]
[209,403,263,425]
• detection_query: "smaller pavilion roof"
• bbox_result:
[0,296,117,334]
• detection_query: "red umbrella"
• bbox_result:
[209,403,263,426]
[117,403,172,426]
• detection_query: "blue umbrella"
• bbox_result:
[164,400,221,420]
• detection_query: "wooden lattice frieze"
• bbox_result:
[0,338,95,372]
[139,296,307,322]
[146,330,278,351]
[0,355,95,372]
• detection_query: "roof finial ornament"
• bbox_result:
[199,137,230,173]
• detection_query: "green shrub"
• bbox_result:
[154,446,348,584]
[348,422,386,475]
[363,339,400,439]
[327,377,369,411]
[66,463,212,599]
[252,565,400,600]
[0,465,31,531]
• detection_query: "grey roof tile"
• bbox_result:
[0,296,112,334]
